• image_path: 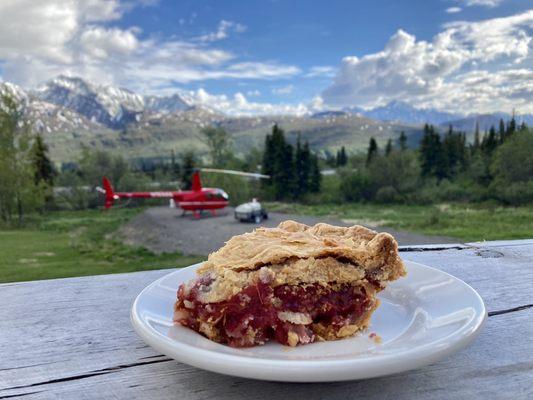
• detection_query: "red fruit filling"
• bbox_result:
[175,279,372,347]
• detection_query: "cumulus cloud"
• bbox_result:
[323,10,533,113]
[0,1,298,91]
[180,88,310,116]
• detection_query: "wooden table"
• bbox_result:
[1,240,532,399]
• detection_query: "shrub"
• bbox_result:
[339,170,374,202]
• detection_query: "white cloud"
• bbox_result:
[446,7,462,14]
[246,90,261,97]
[197,20,247,43]
[0,1,299,91]
[305,66,337,78]
[323,10,533,114]
[180,88,310,116]
[272,84,294,95]
[80,27,139,59]
[458,0,503,7]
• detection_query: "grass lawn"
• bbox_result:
[265,202,533,242]
[0,208,202,283]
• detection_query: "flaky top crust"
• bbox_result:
[197,220,405,281]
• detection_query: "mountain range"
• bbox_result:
[0,76,529,163]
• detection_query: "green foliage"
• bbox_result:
[491,129,533,184]
[368,150,420,201]
[366,137,378,166]
[0,95,45,225]
[339,170,373,202]
[385,139,393,156]
[309,152,322,193]
[336,146,348,166]
[260,124,320,200]
[180,151,196,190]
[295,136,311,197]
[399,131,407,151]
[201,126,232,167]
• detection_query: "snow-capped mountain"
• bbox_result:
[1,80,103,134]
[35,76,146,129]
[144,93,191,113]
[349,101,461,126]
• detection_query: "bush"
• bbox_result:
[491,130,533,184]
[375,186,399,203]
[490,181,533,205]
[339,170,374,202]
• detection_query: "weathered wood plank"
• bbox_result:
[0,241,532,399]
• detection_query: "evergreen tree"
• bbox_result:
[170,150,180,180]
[339,146,347,166]
[294,135,311,198]
[267,124,296,199]
[31,134,55,186]
[366,138,378,166]
[180,151,195,189]
[499,118,505,144]
[261,133,274,186]
[473,121,481,152]
[419,124,446,179]
[385,139,393,156]
[508,113,516,137]
[399,131,407,151]
[309,153,321,193]
[482,126,498,155]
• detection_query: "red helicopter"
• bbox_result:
[98,169,268,218]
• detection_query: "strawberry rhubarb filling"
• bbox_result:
[174,275,376,347]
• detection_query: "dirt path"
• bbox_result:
[118,206,458,256]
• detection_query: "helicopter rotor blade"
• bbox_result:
[200,168,270,179]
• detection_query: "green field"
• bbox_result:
[0,209,202,283]
[266,202,533,241]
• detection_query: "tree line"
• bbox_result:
[345,115,533,204]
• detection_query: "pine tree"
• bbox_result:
[399,131,407,151]
[261,133,274,186]
[340,146,347,166]
[31,134,55,186]
[170,150,180,180]
[366,138,378,166]
[309,153,321,193]
[336,146,347,166]
[482,126,498,155]
[420,124,446,179]
[267,124,296,200]
[473,123,481,152]
[294,135,310,198]
[385,139,393,156]
[181,151,195,189]
[498,118,505,143]
[508,113,516,137]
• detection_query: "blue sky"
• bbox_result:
[0,0,531,115]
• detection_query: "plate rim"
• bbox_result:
[131,261,487,382]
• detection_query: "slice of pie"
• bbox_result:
[173,220,406,347]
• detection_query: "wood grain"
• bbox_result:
[0,241,532,399]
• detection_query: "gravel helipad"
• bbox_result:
[118,206,457,256]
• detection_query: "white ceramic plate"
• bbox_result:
[131,261,486,382]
